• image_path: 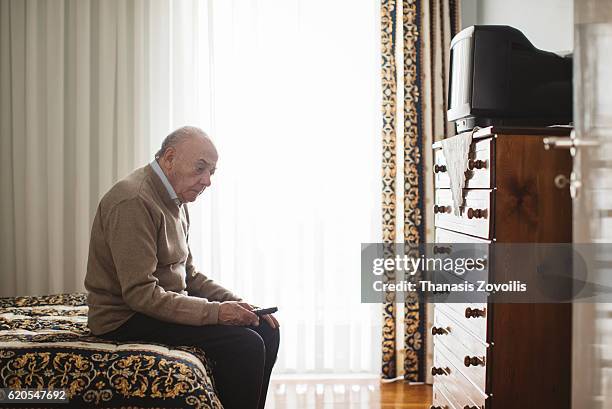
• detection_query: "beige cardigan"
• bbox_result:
[85,164,240,335]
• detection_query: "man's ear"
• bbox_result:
[163,147,177,170]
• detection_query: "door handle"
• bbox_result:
[543,131,600,157]
[543,131,599,199]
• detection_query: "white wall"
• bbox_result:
[461,0,479,31]
[461,0,573,53]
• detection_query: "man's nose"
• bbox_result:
[201,173,212,187]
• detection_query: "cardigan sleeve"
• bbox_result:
[105,198,221,325]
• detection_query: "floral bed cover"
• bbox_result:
[0,293,222,408]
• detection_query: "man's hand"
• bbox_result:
[260,312,280,329]
[218,301,259,326]
[238,302,280,329]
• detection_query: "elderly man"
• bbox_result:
[85,126,279,409]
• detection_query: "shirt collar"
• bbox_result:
[150,160,182,206]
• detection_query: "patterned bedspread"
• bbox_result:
[0,293,223,408]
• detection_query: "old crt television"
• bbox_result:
[447,25,572,133]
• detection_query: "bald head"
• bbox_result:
[156,126,213,159]
[156,126,218,203]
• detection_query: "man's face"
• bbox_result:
[162,135,218,203]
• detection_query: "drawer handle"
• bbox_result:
[431,367,447,376]
[433,205,449,214]
[431,326,448,336]
[467,159,486,170]
[433,245,451,255]
[464,356,485,367]
[434,164,447,173]
[463,406,480,409]
[430,406,446,409]
[465,307,486,318]
[467,208,486,219]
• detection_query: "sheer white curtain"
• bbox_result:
[1,0,382,375]
[202,0,382,375]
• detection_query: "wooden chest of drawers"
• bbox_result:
[431,127,573,409]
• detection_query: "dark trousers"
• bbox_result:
[99,312,280,409]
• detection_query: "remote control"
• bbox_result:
[253,307,278,316]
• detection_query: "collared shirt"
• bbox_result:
[150,160,182,206]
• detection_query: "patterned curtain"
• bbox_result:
[380,0,399,381]
[380,0,460,382]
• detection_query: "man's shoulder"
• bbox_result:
[99,166,160,214]
[102,166,146,202]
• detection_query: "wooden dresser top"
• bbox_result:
[432,126,573,149]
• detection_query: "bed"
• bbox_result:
[0,292,223,408]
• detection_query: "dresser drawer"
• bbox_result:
[435,228,492,244]
[432,385,457,409]
[434,137,494,189]
[433,228,491,290]
[436,303,488,342]
[432,341,487,409]
[434,189,494,240]
[433,307,488,394]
